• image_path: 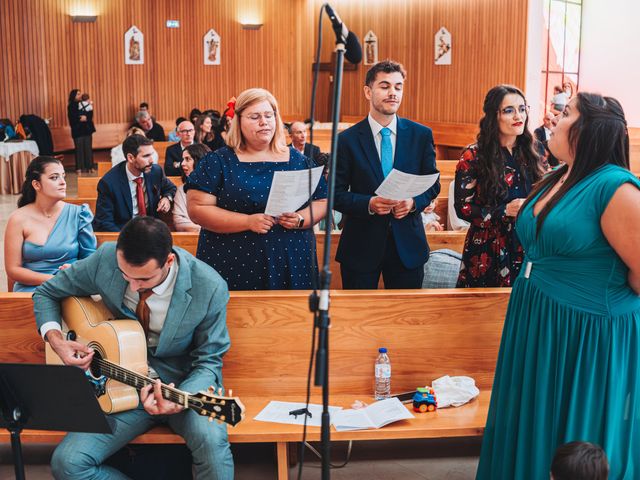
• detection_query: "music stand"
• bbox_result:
[0,363,113,480]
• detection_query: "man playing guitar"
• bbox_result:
[33,216,234,479]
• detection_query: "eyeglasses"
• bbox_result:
[178,129,194,134]
[500,105,530,116]
[242,111,276,122]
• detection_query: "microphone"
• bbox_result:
[324,3,362,64]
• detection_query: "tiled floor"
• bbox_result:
[0,438,480,479]
[0,165,481,478]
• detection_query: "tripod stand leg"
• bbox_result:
[10,428,26,480]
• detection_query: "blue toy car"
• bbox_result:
[412,386,438,412]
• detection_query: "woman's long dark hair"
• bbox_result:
[475,85,544,206]
[68,89,79,106]
[521,92,629,235]
[194,114,216,143]
[181,143,211,182]
[18,156,62,208]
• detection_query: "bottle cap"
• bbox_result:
[378,347,387,353]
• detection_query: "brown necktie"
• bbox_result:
[133,177,147,216]
[135,289,153,337]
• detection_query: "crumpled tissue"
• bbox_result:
[432,375,480,408]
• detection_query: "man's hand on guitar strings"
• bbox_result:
[140,380,185,416]
[45,330,94,370]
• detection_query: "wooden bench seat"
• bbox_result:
[0,289,507,478]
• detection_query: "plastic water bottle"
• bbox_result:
[374,347,391,400]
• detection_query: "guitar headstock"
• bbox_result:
[190,389,245,427]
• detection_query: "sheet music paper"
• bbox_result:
[264,166,325,217]
[374,169,440,201]
[254,401,342,427]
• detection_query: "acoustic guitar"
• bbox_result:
[45,296,244,427]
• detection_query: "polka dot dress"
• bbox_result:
[185,146,328,290]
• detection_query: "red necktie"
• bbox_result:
[136,289,153,338]
[133,177,147,216]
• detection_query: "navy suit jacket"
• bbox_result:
[334,117,440,271]
[164,142,184,176]
[93,162,177,232]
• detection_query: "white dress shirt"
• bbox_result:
[544,127,552,141]
[122,258,179,347]
[368,114,398,162]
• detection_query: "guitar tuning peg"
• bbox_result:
[208,386,215,393]
[208,417,214,423]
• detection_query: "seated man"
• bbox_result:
[33,216,234,479]
[133,110,165,142]
[94,134,176,232]
[288,121,321,163]
[165,120,195,176]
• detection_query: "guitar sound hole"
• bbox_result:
[89,349,103,378]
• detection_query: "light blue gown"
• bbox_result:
[14,203,96,292]
[477,164,640,479]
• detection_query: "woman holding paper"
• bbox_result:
[454,85,546,287]
[185,88,327,290]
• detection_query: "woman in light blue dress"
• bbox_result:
[4,156,96,292]
[477,93,640,478]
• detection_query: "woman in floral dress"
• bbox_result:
[455,85,546,287]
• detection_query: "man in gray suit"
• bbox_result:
[33,216,233,480]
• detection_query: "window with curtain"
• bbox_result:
[541,0,582,114]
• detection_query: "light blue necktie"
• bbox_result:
[380,127,393,177]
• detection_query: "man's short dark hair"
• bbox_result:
[175,117,187,127]
[139,102,149,109]
[551,441,609,480]
[117,217,173,267]
[365,60,407,87]
[122,134,154,158]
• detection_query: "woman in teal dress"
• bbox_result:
[477,93,640,479]
[4,156,96,292]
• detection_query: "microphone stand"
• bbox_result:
[313,40,346,480]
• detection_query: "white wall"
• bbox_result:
[580,0,640,127]
[525,0,544,128]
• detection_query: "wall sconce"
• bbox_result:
[71,15,97,22]
[241,23,263,30]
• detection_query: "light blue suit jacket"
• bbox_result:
[33,243,231,394]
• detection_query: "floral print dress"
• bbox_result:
[454,145,534,287]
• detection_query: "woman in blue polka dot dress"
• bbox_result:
[185,88,328,290]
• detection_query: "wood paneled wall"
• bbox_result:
[312,0,529,124]
[2,0,528,139]
[0,0,315,131]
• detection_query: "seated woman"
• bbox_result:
[173,143,211,232]
[4,156,97,292]
[185,88,328,290]
[110,126,159,167]
[194,114,225,152]
[454,84,545,287]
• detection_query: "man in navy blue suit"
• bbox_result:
[334,60,440,289]
[94,135,177,232]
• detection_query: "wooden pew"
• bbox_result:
[77,176,183,197]
[95,230,467,290]
[65,196,97,214]
[0,288,508,478]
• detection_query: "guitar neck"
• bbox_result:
[95,358,190,408]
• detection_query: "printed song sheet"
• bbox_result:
[374,169,440,201]
[264,166,324,217]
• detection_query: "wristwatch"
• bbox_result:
[296,213,305,229]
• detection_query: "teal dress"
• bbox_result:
[14,203,96,292]
[477,165,640,479]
